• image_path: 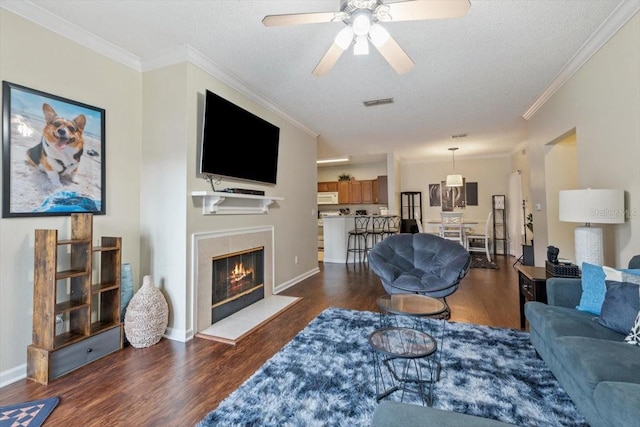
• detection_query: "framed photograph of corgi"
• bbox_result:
[2,81,106,217]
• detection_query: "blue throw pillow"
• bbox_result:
[576,263,607,315]
[576,264,640,315]
[595,281,640,334]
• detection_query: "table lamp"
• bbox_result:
[559,189,624,268]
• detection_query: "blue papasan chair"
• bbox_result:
[368,233,472,318]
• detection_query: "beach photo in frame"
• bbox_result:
[2,81,105,217]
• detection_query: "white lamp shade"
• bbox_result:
[559,189,624,224]
[446,174,463,187]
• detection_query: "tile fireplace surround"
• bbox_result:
[192,226,276,336]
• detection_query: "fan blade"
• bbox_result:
[384,0,471,22]
[373,33,415,75]
[312,43,346,77]
[262,12,338,27]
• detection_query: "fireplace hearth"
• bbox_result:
[211,247,264,323]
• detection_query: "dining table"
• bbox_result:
[426,220,479,248]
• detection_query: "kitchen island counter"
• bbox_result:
[322,215,394,263]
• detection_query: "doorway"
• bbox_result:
[544,130,578,262]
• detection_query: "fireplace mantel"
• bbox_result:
[191,191,284,215]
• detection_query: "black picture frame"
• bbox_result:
[2,81,106,217]
[466,182,478,206]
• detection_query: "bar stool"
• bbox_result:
[367,216,387,251]
[346,216,370,264]
[384,215,401,237]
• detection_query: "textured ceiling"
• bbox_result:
[3,0,635,164]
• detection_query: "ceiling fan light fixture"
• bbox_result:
[334,26,354,49]
[368,23,389,47]
[351,11,371,36]
[354,35,369,55]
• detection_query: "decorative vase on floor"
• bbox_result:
[124,275,169,348]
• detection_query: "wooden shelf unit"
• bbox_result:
[27,213,122,384]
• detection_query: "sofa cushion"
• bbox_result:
[596,281,640,334]
[525,302,625,342]
[553,337,640,402]
[625,311,640,346]
[593,382,640,427]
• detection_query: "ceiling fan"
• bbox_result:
[262,0,471,76]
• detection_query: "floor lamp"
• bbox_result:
[559,189,624,268]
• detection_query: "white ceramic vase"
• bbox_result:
[124,275,169,348]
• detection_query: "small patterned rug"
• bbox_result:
[0,397,59,427]
[470,254,499,269]
[197,308,586,427]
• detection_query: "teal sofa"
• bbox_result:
[525,256,640,427]
[371,401,515,426]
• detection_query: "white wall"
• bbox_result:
[401,155,512,234]
[140,62,318,341]
[0,9,142,383]
[0,7,318,384]
[544,133,578,261]
[528,12,640,267]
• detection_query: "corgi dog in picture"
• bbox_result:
[26,103,86,186]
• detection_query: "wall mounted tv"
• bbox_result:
[200,89,280,185]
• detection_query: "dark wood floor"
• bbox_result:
[0,256,521,426]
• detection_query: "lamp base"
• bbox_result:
[575,226,603,269]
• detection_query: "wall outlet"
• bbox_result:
[294,256,298,264]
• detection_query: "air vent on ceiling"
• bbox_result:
[451,133,468,139]
[363,97,394,107]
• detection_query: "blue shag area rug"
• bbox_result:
[196,308,587,427]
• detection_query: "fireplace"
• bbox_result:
[211,246,265,323]
[193,226,276,335]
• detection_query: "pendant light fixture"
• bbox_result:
[446,147,463,187]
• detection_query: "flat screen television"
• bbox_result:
[200,89,280,185]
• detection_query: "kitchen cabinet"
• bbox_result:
[338,181,350,204]
[376,175,388,204]
[318,181,338,192]
[350,181,363,204]
[361,180,374,204]
[318,177,387,204]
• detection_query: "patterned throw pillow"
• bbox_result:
[625,311,640,346]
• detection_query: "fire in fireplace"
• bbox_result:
[211,246,265,323]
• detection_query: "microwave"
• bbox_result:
[317,192,339,205]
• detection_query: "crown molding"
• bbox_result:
[1,0,141,70]
[141,45,318,139]
[0,1,317,139]
[522,0,640,120]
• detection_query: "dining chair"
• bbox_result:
[466,211,492,261]
[439,212,465,247]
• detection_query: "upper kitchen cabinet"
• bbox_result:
[349,181,363,204]
[338,181,350,204]
[375,175,388,204]
[318,181,338,192]
[361,180,374,204]
[318,176,389,204]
